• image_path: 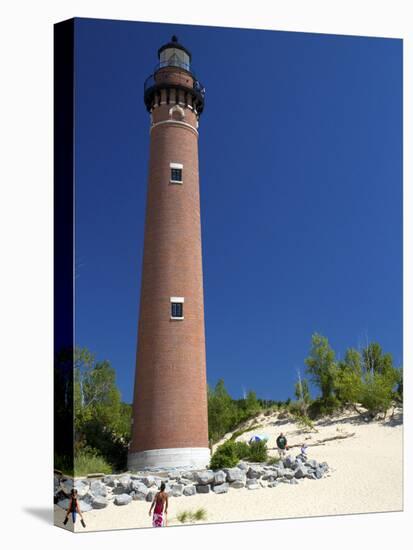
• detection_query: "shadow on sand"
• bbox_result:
[23,507,53,525]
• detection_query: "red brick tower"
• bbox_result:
[128,37,210,470]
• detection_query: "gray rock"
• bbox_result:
[183,485,196,496]
[212,482,229,494]
[196,470,215,485]
[92,496,108,509]
[268,481,279,488]
[319,462,329,472]
[146,489,158,502]
[259,481,267,488]
[237,462,248,471]
[59,479,74,495]
[196,484,210,494]
[305,459,319,469]
[247,483,260,490]
[213,470,227,485]
[114,494,132,506]
[103,476,116,487]
[225,468,246,483]
[142,476,157,488]
[283,471,294,480]
[283,456,295,469]
[181,471,195,481]
[171,484,183,497]
[57,498,70,510]
[229,480,245,489]
[247,466,264,479]
[131,480,148,494]
[263,474,276,482]
[315,468,324,479]
[290,479,299,485]
[294,465,308,479]
[118,475,131,492]
[78,500,93,512]
[182,485,196,497]
[90,480,107,498]
[246,479,259,487]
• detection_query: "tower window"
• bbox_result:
[170,296,184,319]
[170,162,183,184]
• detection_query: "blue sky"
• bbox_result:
[74,18,402,404]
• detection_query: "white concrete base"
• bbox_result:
[128,447,211,470]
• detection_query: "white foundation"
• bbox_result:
[128,447,211,470]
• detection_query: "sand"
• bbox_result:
[54,408,403,533]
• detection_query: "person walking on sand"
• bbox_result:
[276,432,289,459]
[149,482,168,527]
[63,488,86,528]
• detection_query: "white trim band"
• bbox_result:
[128,447,211,470]
[170,162,183,169]
[170,296,184,303]
[150,119,199,136]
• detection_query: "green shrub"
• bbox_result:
[177,508,207,524]
[210,440,239,469]
[308,396,341,419]
[247,440,268,462]
[74,447,112,476]
[232,441,250,459]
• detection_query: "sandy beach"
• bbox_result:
[54,409,403,533]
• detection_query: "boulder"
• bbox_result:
[283,471,294,480]
[142,476,157,488]
[283,456,295,469]
[225,468,245,483]
[290,479,299,485]
[59,479,74,495]
[294,465,308,479]
[213,470,227,485]
[195,484,210,494]
[267,481,279,488]
[90,480,107,498]
[92,496,108,509]
[171,484,183,497]
[114,494,132,506]
[229,480,245,489]
[131,480,149,494]
[305,459,318,469]
[57,498,70,510]
[246,479,259,487]
[247,466,264,479]
[183,485,196,496]
[237,462,248,471]
[212,483,229,494]
[103,476,116,487]
[195,470,215,485]
[117,475,131,492]
[319,462,329,472]
[181,471,195,481]
[78,500,93,512]
[259,481,267,488]
[314,468,324,479]
[247,483,260,490]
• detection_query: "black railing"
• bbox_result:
[143,63,206,114]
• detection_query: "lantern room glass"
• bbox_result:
[159,48,190,71]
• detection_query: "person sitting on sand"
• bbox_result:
[276,432,289,459]
[149,482,168,527]
[63,488,86,528]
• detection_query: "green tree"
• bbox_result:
[305,334,337,400]
[207,379,238,442]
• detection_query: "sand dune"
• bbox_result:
[54,408,403,533]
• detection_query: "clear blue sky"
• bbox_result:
[74,18,402,404]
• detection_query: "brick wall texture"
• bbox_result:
[129,78,209,453]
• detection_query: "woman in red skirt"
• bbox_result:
[149,482,168,527]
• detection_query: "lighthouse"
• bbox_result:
[128,36,210,470]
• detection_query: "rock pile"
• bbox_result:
[55,456,330,511]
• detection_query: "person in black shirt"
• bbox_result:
[276,432,289,459]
